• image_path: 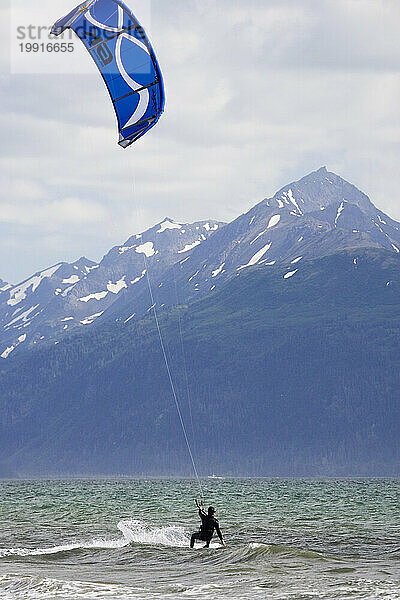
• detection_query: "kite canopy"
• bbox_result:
[52,0,165,148]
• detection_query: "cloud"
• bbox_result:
[0,197,108,228]
[1,0,400,282]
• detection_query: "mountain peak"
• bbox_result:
[74,256,97,267]
[264,166,377,217]
[2,168,399,359]
[0,279,11,293]
[154,218,183,232]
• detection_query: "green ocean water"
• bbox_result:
[0,478,399,599]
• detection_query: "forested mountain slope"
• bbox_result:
[0,248,399,477]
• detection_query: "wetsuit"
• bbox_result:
[190,508,224,548]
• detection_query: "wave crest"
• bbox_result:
[0,536,126,558]
[117,519,189,547]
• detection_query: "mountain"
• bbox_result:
[4,167,400,361]
[0,257,97,358]
[0,280,11,295]
[113,166,400,323]
[0,246,399,477]
[2,167,400,359]
[1,166,400,477]
[0,219,223,358]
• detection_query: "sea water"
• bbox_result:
[0,478,399,599]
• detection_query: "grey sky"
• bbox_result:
[1,0,400,282]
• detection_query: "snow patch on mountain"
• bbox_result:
[135,242,156,257]
[267,215,281,229]
[119,245,135,255]
[334,201,346,227]
[250,230,268,245]
[287,189,303,215]
[81,312,104,325]
[157,220,182,233]
[7,264,62,306]
[79,278,127,303]
[203,222,219,232]
[107,278,127,294]
[131,270,146,285]
[212,263,225,278]
[178,240,201,253]
[1,333,27,359]
[1,345,14,359]
[124,312,136,324]
[284,270,298,279]
[79,291,108,303]
[61,285,77,297]
[62,275,80,285]
[238,243,272,270]
[188,270,200,282]
[5,304,40,329]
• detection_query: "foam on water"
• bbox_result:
[0,519,223,559]
[0,535,127,558]
[1,480,399,600]
[117,519,222,549]
[0,575,144,600]
[117,519,189,547]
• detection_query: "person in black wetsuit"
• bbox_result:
[190,504,226,548]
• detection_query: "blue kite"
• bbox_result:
[52,0,165,148]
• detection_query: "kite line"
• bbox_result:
[133,182,204,502]
[143,253,204,501]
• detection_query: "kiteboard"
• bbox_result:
[193,542,226,550]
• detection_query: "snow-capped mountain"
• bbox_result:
[1,166,399,359]
[2,245,400,477]
[113,166,400,321]
[0,258,97,358]
[0,219,223,357]
[2,167,400,478]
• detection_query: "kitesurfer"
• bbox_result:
[190,503,226,548]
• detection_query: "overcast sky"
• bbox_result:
[1,0,400,283]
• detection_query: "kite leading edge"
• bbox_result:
[51,0,165,148]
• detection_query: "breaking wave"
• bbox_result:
[0,519,194,558]
[0,537,127,558]
[0,520,331,561]
[117,519,189,547]
[0,574,141,600]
